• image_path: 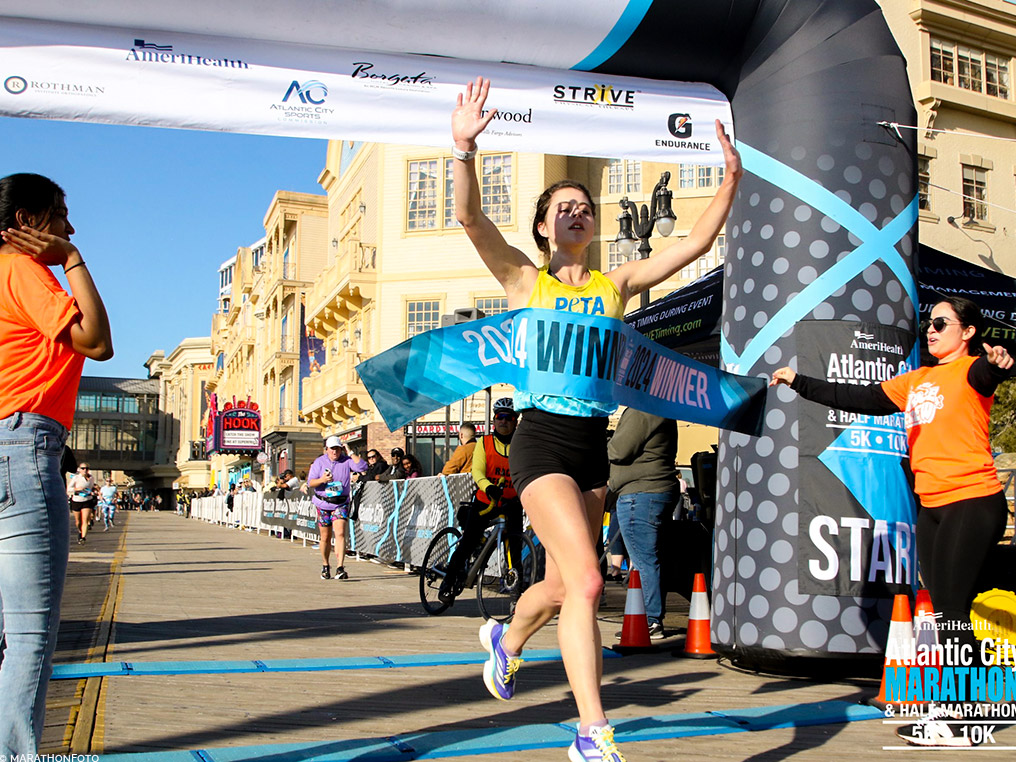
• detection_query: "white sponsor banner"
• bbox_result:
[0,17,731,163]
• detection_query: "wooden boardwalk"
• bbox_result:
[43,511,1016,761]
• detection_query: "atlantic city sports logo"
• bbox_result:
[4,76,27,95]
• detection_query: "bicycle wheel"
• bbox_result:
[419,526,461,615]
[476,530,537,623]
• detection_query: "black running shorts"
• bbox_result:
[509,408,609,498]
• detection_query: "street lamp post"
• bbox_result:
[615,171,677,309]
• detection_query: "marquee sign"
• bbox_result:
[205,394,262,455]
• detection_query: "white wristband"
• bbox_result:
[452,145,477,161]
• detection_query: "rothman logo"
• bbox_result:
[553,83,636,108]
[126,39,249,70]
[3,76,26,95]
[4,74,104,97]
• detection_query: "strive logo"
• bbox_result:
[552,83,636,108]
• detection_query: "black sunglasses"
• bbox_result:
[920,317,962,334]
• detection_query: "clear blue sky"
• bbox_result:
[1,116,327,378]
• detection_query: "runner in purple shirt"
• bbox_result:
[307,436,366,580]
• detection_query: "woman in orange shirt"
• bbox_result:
[771,297,1012,746]
[0,173,112,756]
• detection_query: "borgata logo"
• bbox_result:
[350,62,435,87]
[283,80,328,105]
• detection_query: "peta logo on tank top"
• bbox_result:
[554,296,607,315]
[904,382,944,429]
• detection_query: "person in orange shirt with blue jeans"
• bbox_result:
[0,174,113,756]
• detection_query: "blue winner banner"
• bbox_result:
[356,309,766,435]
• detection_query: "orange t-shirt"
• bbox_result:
[0,252,84,429]
[880,355,999,507]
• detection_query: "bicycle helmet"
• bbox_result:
[492,397,514,413]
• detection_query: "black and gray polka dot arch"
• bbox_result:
[597,0,916,664]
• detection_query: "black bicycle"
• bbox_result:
[419,513,538,622]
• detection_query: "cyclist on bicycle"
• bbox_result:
[439,397,523,604]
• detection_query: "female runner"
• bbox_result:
[771,297,1013,747]
[452,76,741,761]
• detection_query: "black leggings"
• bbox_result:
[917,491,1008,658]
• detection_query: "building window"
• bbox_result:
[411,155,513,231]
[931,38,1010,99]
[475,297,508,316]
[918,157,931,211]
[407,159,439,230]
[606,241,634,271]
[481,154,513,225]
[931,39,955,85]
[407,300,440,337]
[986,53,1010,99]
[715,234,726,261]
[608,160,641,194]
[962,165,988,222]
[679,165,695,189]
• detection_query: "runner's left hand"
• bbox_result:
[984,343,1014,370]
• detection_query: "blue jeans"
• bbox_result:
[615,490,675,626]
[0,413,69,756]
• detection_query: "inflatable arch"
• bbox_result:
[3,0,916,662]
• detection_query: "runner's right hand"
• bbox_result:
[452,77,498,152]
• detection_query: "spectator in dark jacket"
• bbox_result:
[364,449,389,481]
[377,447,407,482]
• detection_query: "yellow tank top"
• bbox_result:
[516,267,624,417]
[525,267,624,318]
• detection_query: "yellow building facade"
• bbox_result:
[206,190,330,487]
[302,140,729,472]
[881,0,1016,275]
[145,338,216,490]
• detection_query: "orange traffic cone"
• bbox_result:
[682,572,716,659]
[914,588,941,700]
[612,569,655,653]
[872,593,916,709]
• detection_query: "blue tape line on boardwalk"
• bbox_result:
[52,648,621,680]
[96,701,881,762]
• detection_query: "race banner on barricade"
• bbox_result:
[357,309,767,437]
[351,474,474,566]
[351,481,400,559]
[191,474,474,567]
[0,17,730,165]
